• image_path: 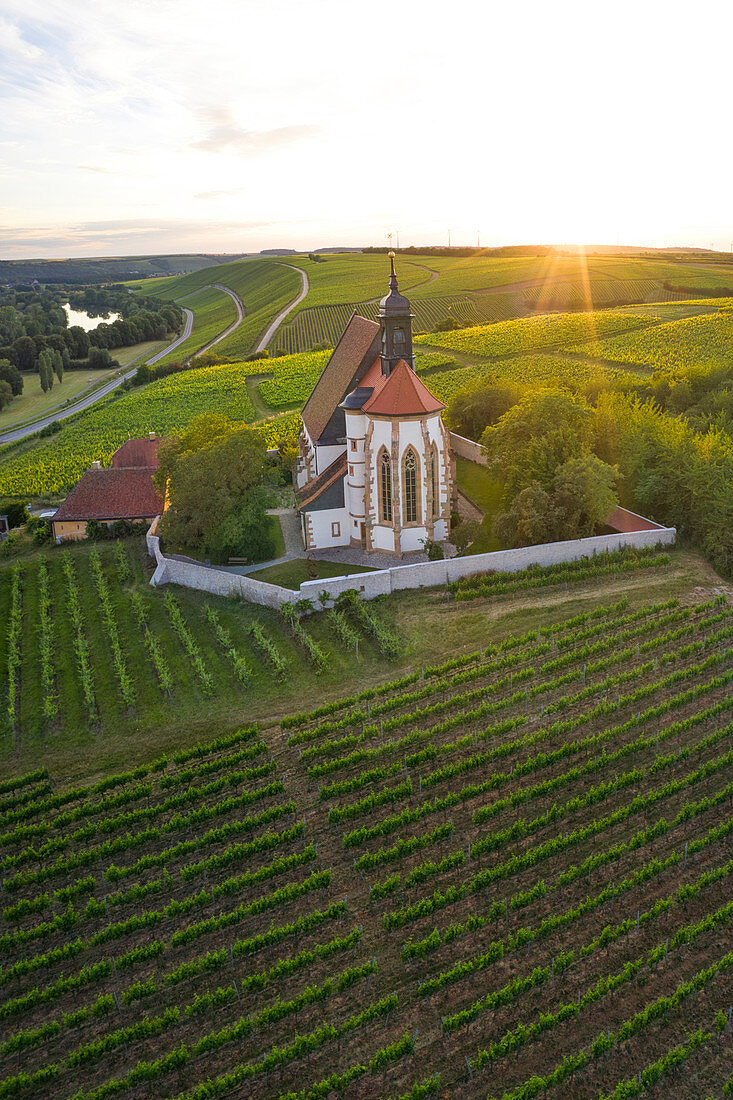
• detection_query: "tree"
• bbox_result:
[158,424,274,562]
[52,349,64,383]
[12,335,36,371]
[551,453,619,539]
[494,483,559,548]
[445,379,521,441]
[482,390,595,499]
[493,454,618,549]
[66,326,89,359]
[420,537,444,560]
[0,306,23,345]
[0,499,29,528]
[87,347,115,369]
[38,349,54,392]
[452,519,484,555]
[0,379,13,411]
[0,359,23,396]
[154,413,238,497]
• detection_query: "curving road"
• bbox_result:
[193,284,245,358]
[0,308,194,445]
[146,306,194,364]
[254,263,309,352]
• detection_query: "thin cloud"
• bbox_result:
[194,189,244,200]
[0,16,43,62]
[77,164,114,174]
[191,108,319,154]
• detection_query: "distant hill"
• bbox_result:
[0,253,249,285]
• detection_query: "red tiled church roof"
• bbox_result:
[112,436,161,469]
[53,468,164,522]
[362,359,445,416]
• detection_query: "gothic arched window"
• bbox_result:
[430,442,439,520]
[378,448,392,524]
[403,447,420,524]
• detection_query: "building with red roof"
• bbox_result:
[296,257,453,554]
[52,434,163,543]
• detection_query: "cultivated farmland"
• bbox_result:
[0,576,731,1098]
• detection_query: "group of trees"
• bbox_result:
[0,285,181,375]
[620,362,733,436]
[156,415,280,564]
[480,391,620,548]
[0,360,24,412]
[446,380,733,576]
[37,348,64,393]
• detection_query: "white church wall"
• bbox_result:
[308,507,350,549]
[315,444,345,475]
[296,425,316,488]
[344,410,366,543]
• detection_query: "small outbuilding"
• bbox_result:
[51,434,163,542]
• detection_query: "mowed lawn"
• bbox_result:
[0,343,160,430]
[455,454,504,552]
[248,557,375,589]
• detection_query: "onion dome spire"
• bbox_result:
[378,252,414,376]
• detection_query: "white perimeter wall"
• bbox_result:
[147,512,676,610]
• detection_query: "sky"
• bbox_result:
[1,0,732,259]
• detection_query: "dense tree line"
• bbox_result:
[447,381,732,576]
[0,285,181,375]
[155,415,281,564]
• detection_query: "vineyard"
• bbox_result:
[0,540,409,760]
[0,363,300,498]
[270,296,523,355]
[570,308,733,374]
[271,284,706,357]
[1,287,731,500]
[0,578,731,1098]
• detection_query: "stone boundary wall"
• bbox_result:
[147,510,676,608]
[147,527,293,610]
[449,431,487,465]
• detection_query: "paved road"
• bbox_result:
[193,285,245,358]
[146,306,194,364]
[0,309,195,445]
[255,264,309,352]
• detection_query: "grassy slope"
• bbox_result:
[248,557,376,588]
[0,343,162,430]
[132,258,303,359]
[455,455,503,552]
[0,362,262,496]
[147,284,237,368]
[0,541,722,787]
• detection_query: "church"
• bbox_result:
[295,255,453,555]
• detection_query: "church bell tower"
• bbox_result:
[379,252,414,376]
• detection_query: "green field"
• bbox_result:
[454,456,503,552]
[248,557,376,588]
[148,285,237,368]
[0,343,163,432]
[0,362,263,496]
[130,258,302,362]
[131,250,733,357]
[0,539,731,1098]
